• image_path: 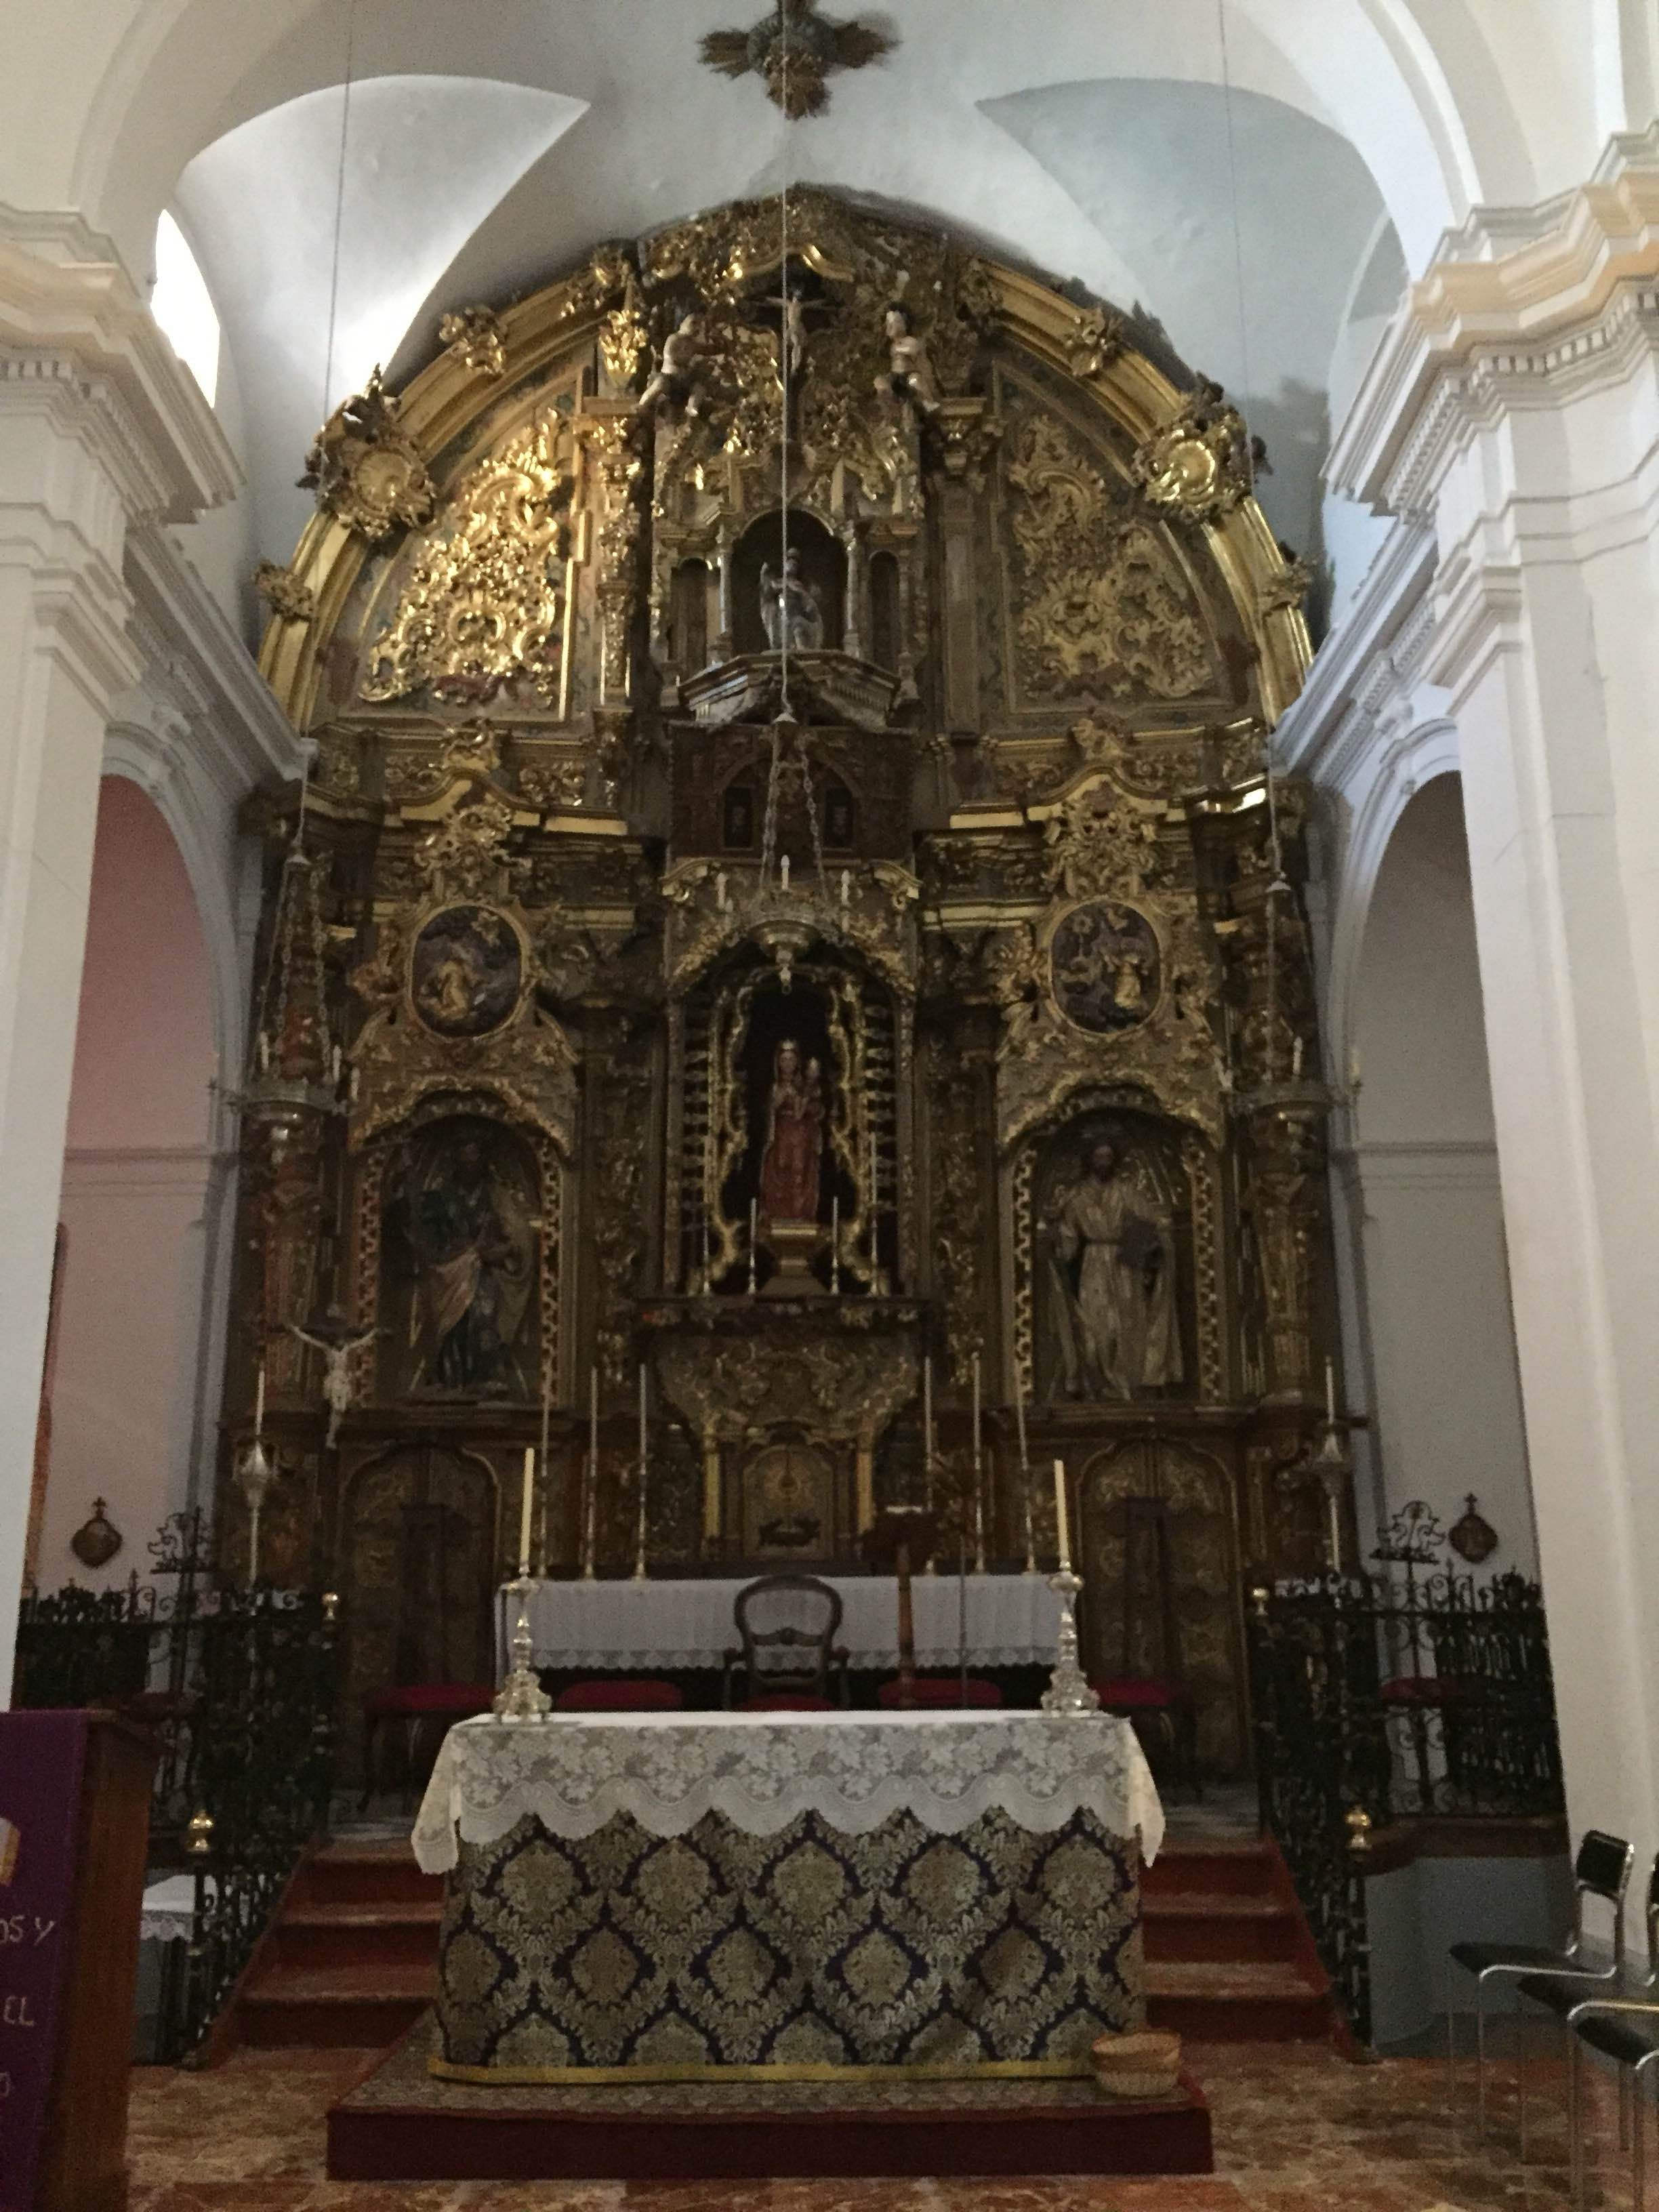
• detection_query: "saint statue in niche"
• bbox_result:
[403,1124,537,1395]
[1044,1139,1182,1399]
[411,904,523,1039]
[1049,899,1160,1036]
[760,548,826,652]
[758,1039,824,1222]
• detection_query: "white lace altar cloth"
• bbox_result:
[412,1708,1163,1875]
[499,1572,1054,1675]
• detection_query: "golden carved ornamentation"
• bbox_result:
[575,405,646,705]
[1261,552,1314,616]
[989,760,1227,1155]
[359,418,573,705]
[300,368,436,543]
[1067,306,1126,381]
[654,1330,917,1445]
[253,560,316,623]
[699,1,897,120]
[1005,413,1213,701]
[438,304,508,380]
[1132,377,1257,525]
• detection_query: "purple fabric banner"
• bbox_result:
[0,1710,88,2212]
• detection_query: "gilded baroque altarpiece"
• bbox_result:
[232,191,1338,1770]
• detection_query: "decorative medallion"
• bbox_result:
[409,903,527,1039]
[1049,899,1162,1036]
[252,560,316,624]
[1448,1493,1498,1565]
[437,303,508,380]
[299,368,435,543]
[699,0,896,117]
[1131,377,1257,526]
[69,1498,123,1570]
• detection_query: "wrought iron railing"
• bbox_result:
[14,1513,338,2061]
[1248,1511,1564,2047]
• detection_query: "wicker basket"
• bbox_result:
[1090,2029,1183,2099]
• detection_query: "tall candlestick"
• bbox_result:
[634,1366,649,1582]
[537,1362,552,1574]
[584,1365,598,1579]
[254,1362,266,1437]
[1053,1458,1071,1571]
[518,1446,535,1578]
[971,1351,985,1572]
[1014,1364,1035,1574]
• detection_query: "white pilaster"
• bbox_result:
[0,241,238,1700]
[1327,125,1659,1867]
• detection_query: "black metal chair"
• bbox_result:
[1559,1997,1659,2210]
[722,1573,850,1709]
[1513,1852,1659,2163]
[1448,1826,1633,2139]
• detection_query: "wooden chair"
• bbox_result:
[360,1680,495,1810]
[723,1574,850,1709]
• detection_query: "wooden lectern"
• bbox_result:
[861,1506,938,1711]
[0,1711,157,2212]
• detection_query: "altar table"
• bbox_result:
[500,1571,1054,1677]
[413,1708,1162,2083]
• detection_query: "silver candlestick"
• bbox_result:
[494,1576,550,1723]
[1041,1567,1101,1715]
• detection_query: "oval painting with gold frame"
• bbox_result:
[1049,898,1162,1036]
[409,903,525,1039]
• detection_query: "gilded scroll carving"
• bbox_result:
[360,419,573,706]
[1005,413,1213,702]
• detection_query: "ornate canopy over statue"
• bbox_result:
[231,188,1334,1777]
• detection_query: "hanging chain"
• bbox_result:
[759,721,785,889]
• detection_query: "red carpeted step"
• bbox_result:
[1147,1960,1334,2043]
[1141,1836,1279,1898]
[272,1900,443,1975]
[1142,1888,1301,1964]
[292,1840,442,1910]
[238,1962,434,2050]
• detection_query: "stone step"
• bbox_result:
[237,1962,434,2050]
[1142,1889,1301,1964]
[1146,1959,1334,2043]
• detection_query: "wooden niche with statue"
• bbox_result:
[230,185,1343,1778]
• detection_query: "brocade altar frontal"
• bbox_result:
[430,1802,1144,2082]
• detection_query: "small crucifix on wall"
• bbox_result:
[699,0,897,119]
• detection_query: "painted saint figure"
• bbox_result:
[1046,1140,1181,1399]
[407,1130,536,1393]
[758,1040,824,1223]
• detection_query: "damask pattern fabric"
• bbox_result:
[412,1708,1164,1873]
[430,1802,1144,2081]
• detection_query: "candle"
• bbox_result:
[780,853,790,890]
[923,1354,933,1471]
[638,1363,648,1474]
[1348,1045,1362,1090]
[586,1365,599,1574]
[971,1351,981,1467]
[749,1197,759,1295]
[1013,1363,1029,1472]
[254,1363,266,1437]
[840,867,850,912]
[518,1445,535,1577]
[716,869,728,910]
[331,1044,342,1086]
[1053,1458,1071,1570]
[831,1194,840,1293]
[1325,1357,1336,1427]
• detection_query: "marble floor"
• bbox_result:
[126,2039,1644,2211]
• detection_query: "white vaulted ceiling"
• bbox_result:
[106,0,1607,597]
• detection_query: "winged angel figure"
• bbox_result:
[700,0,895,120]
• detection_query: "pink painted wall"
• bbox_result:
[41,779,220,1589]
[65,777,216,1151]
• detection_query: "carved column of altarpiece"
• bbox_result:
[228,191,1336,1773]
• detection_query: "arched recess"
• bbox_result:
[36,778,222,1589]
[1338,771,1536,1570]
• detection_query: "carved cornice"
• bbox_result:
[1330,134,1659,516]
[0,240,240,525]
